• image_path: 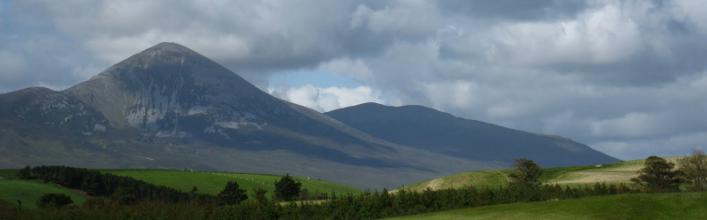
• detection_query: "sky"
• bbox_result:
[1,0,707,159]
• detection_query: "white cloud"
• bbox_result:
[270,85,384,112]
[492,3,643,66]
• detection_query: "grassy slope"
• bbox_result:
[0,168,359,209]
[401,159,653,192]
[0,169,86,209]
[107,169,361,198]
[385,192,707,220]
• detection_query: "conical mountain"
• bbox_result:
[66,42,396,160]
[66,42,279,132]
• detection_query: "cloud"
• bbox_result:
[317,58,373,80]
[0,50,27,81]
[4,0,707,159]
[269,85,384,112]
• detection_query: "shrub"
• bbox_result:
[37,193,73,208]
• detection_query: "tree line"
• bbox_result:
[16,166,305,207]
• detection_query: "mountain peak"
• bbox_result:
[143,42,197,55]
[97,41,236,80]
[122,42,202,65]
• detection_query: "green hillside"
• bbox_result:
[385,192,707,220]
[399,158,680,192]
[0,170,86,209]
[107,169,361,198]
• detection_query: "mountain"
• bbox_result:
[326,103,618,167]
[0,42,616,188]
[0,42,489,188]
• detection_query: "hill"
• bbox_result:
[326,103,618,167]
[0,170,85,209]
[399,158,667,192]
[385,192,707,220]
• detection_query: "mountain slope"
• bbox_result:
[0,42,488,188]
[326,102,618,167]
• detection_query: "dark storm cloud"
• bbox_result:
[3,0,707,159]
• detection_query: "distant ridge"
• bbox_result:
[326,102,618,167]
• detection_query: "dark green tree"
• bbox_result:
[507,158,543,201]
[274,174,302,201]
[218,181,248,205]
[508,158,543,190]
[37,193,73,208]
[632,156,684,192]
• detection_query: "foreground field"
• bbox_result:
[108,169,360,197]
[385,192,707,220]
[400,158,683,192]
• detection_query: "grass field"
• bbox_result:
[400,159,661,192]
[107,169,361,198]
[385,192,707,220]
[0,180,86,209]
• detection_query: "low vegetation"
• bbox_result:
[1,152,705,219]
[107,169,359,199]
[36,193,73,208]
[385,192,707,220]
[400,157,683,192]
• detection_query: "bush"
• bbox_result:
[37,193,73,208]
